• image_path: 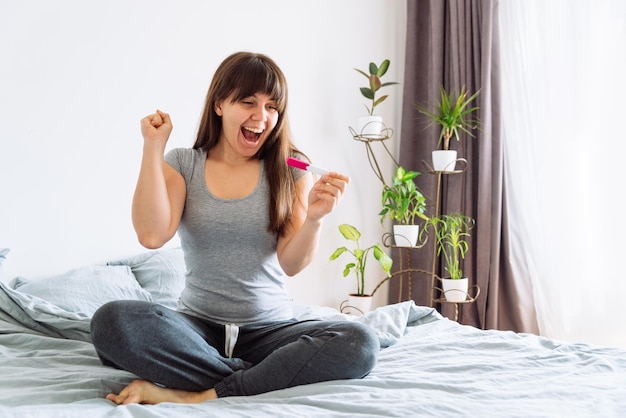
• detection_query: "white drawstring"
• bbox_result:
[224,324,239,359]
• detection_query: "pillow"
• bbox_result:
[12,265,152,317]
[107,248,186,309]
[1,280,94,341]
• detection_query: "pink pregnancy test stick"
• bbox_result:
[286,157,330,175]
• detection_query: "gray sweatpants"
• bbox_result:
[90,300,379,397]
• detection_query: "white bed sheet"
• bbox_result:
[1,294,625,417]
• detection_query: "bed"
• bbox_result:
[1,247,625,417]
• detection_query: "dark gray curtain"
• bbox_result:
[389,0,539,333]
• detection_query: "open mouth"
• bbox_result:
[242,126,263,143]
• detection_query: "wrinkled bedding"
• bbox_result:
[1,286,625,417]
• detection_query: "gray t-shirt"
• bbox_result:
[165,147,300,326]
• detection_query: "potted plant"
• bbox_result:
[329,224,393,314]
[354,59,399,138]
[414,85,480,172]
[379,166,429,247]
[422,213,475,302]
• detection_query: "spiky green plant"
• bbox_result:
[414,85,481,150]
[422,213,475,280]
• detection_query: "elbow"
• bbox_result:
[280,260,311,277]
[136,232,167,250]
[282,267,299,277]
[278,250,316,277]
[133,220,176,250]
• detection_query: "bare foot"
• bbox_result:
[106,379,217,405]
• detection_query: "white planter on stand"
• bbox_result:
[441,277,469,302]
[393,224,419,247]
[432,150,458,172]
[347,294,373,315]
[357,115,384,138]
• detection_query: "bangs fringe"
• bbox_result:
[230,60,286,111]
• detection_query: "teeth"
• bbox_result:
[243,127,263,134]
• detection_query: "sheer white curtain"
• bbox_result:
[499,0,626,348]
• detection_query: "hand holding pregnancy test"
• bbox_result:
[286,157,330,175]
[287,157,350,220]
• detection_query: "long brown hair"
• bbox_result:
[193,51,302,236]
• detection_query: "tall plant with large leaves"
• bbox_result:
[329,224,393,296]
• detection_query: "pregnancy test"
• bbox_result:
[286,157,330,175]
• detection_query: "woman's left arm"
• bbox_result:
[277,172,350,276]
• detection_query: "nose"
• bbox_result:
[251,104,268,121]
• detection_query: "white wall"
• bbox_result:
[0,0,407,310]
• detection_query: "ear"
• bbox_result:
[214,102,223,116]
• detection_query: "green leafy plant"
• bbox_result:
[355,59,399,116]
[329,224,393,296]
[379,166,429,225]
[422,213,475,280]
[414,85,481,150]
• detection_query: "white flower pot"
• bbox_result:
[393,224,419,247]
[432,150,458,172]
[357,115,383,138]
[347,294,373,315]
[441,277,469,302]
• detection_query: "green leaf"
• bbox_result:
[369,62,378,76]
[373,95,388,108]
[329,247,348,260]
[373,244,393,275]
[360,87,374,100]
[343,263,355,277]
[354,68,369,79]
[401,170,419,182]
[338,224,361,241]
[378,59,390,77]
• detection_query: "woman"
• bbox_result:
[91,51,379,405]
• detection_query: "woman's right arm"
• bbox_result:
[132,110,186,249]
